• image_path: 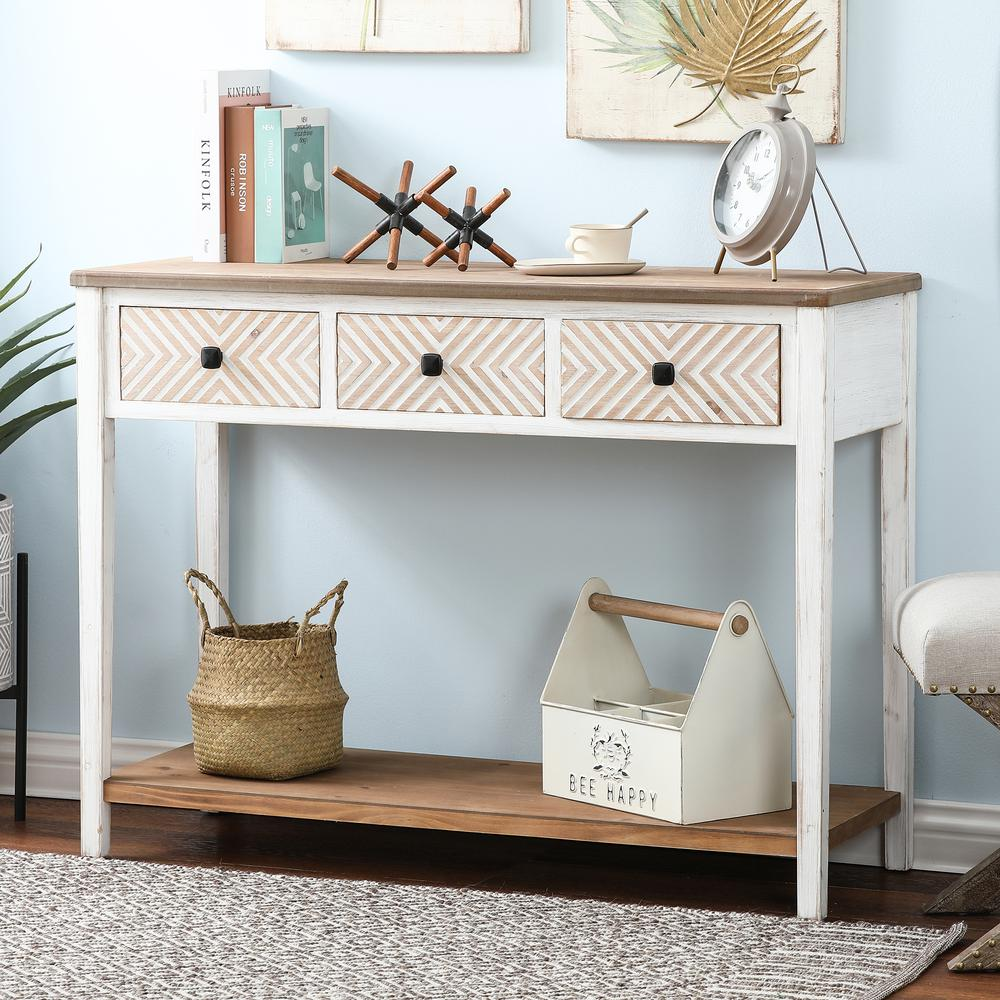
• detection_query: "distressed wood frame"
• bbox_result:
[266,0,530,53]
[566,0,846,144]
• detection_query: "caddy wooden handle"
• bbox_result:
[588,593,724,631]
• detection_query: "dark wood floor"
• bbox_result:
[1,796,996,997]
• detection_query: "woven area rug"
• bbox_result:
[0,849,963,999]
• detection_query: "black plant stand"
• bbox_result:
[0,553,28,821]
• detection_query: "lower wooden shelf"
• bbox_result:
[105,745,900,858]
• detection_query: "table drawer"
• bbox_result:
[337,313,545,417]
[561,319,781,426]
[120,306,321,408]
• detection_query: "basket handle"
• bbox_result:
[295,580,349,654]
[185,569,240,644]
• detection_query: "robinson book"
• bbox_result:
[195,69,270,263]
[224,105,256,263]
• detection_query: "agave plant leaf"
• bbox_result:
[0,357,76,417]
[6,344,72,385]
[0,303,73,355]
[0,247,76,457]
[0,245,41,307]
[0,281,33,320]
[0,328,73,372]
[0,398,75,455]
[664,0,826,126]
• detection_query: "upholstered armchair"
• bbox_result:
[893,571,1000,972]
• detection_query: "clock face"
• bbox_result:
[713,129,780,239]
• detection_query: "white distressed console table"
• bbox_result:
[71,259,921,920]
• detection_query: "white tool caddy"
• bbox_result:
[541,578,793,825]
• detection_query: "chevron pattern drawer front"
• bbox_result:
[337,313,545,416]
[561,320,781,426]
[120,307,321,408]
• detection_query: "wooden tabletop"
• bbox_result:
[70,258,921,308]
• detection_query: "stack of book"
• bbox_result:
[195,70,329,264]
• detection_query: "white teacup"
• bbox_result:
[565,224,633,264]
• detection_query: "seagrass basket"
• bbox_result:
[185,570,349,780]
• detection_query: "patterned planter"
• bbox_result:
[0,495,11,690]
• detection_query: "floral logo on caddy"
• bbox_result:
[591,725,631,782]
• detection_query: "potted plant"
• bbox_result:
[0,248,75,689]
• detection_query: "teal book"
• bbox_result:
[255,106,329,263]
[254,107,285,264]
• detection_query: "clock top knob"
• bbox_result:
[763,84,793,122]
[762,63,802,122]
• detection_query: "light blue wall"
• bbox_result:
[0,1,997,802]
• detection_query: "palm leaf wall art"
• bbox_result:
[567,0,844,144]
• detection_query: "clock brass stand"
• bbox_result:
[712,163,867,284]
[714,245,779,281]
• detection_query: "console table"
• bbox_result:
[71,260,921,920]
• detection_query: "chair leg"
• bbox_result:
[926,846,1000,915]
[13,553,27,822]
[957,693,1000,733]
[948,921,1000,973]
[923,694,1000,913]
[925,695,1000,914]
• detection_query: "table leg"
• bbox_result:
[795,308,835,919]
[77,287,114,857]
[194,423,229,625]
[882,291,917,871]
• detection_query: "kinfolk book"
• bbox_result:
[255,107,329,264]
[195,69,270,262]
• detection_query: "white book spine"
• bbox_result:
[194,70,270,263]
[194,71,224,262]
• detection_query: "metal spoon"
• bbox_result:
[623,208,649,229]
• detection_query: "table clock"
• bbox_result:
[711,66,866,282]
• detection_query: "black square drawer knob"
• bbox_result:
[420,353,444,377]
[201,346,224,370]
[651,361,675,386]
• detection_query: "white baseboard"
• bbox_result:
[1,730,996,874]
[0,729,177,802]
[830,799,1000,874]
[910,798,1000,873]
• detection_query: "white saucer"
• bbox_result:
[514,258,647,277]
